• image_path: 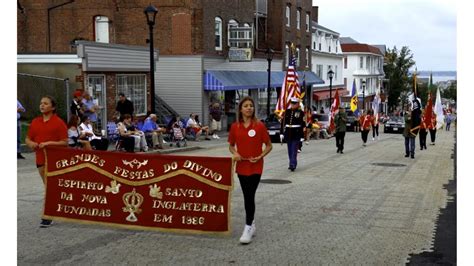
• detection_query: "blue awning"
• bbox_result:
[204,70,325,91]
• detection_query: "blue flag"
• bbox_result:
[350,79,359,116]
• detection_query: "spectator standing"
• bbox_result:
[70,90,85,121]
[25,96,68,227]
[209,103,222,139]
[17,99,26,159]
[445,112,452,131]
[334,106,347,154]
[228,96,272,244]
[115,93,134,120]
[81,91,99,129]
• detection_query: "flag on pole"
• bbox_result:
[328,89,340,133]
[424,92,433,127]
[434,87,445,129]
[350,79,359,116]
[275,45,300,117]
[413,68,418,97]
[371,90,381,124]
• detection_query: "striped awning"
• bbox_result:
[203,70,324,91]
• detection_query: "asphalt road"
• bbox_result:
[17,128,456,265]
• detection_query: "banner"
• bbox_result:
[43,147,233,235]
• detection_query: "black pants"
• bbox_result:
[429,128,436,143]
[361,130,369,143]
[335,131,345,152]
[238,174,261,226]
[372,125,379,138]
[120,136,135,152]
[91,138,109,151]
[419,129,427,149]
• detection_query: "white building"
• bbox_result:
[341,42,384,111]
[311,22,345,112]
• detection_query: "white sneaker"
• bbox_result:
[239,225,253,244]
[305,141,309,145]
[251,221,256,236]
[215,134,220,139]
[163,140,167,144]
[372,137,375,141]
[212,134,217,139]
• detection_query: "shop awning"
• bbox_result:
[204,70,324,91]
[313,88,349,100]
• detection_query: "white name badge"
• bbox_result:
[248,129,256,137]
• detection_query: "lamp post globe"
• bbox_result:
[265,48,274,118]
[327,69,334,110]
[144,4,158,114]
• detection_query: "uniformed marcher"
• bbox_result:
[280,97,306,171]
[334,106,347,154]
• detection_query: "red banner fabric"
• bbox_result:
[43,147,234,235]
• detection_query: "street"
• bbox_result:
[17,128,455,265]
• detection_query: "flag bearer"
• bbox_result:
[429,112,437,145]
[280,97,306,171]
[359,110,373,146]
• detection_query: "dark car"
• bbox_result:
[344,108,358,132]
[383,116,405,133]
[263,114,282,143]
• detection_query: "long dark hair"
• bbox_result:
[67,114,79,128]
[237,96,257,123]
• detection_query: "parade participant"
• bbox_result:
[372,111,380,141]
[304,106,313,144]
[403,110,416,159]
[429,112,437,145]
[25,96,68,227]
[359,110,372,146]
[334,106,347,154]
[280,97,306,171]
[228,96,272,244]
[419,111,428,150]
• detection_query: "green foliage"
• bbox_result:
[383,46,416,112]
[442,81,457,101]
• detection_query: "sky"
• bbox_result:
[312,0,457,72]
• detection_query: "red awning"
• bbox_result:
[313,88,348,101]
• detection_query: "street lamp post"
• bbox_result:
[265,48,274,118]
[327,69,334,109]
[144,4,158,114]
[362,80,366,112]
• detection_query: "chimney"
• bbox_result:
[312,6,318,23]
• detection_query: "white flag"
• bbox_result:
[434,87,445,129]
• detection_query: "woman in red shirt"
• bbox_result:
[228,96,272,244]
[25,96,68,228]
[359,109,373,146]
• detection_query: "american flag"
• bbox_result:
[275,49,300,117]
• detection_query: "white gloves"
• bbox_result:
[280,134,284,143]
[300,138,305,142]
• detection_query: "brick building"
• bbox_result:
[17,0,322,131]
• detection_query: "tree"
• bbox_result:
[383,46,416,112]
[442,81,457,101]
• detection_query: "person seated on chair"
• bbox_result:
[116,114,137,152]
[186,113,210,141]
[78,115,109,150]
[120,114,148,152]
[142,113,166,149]
[67,114,91,150]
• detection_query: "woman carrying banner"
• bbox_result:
[359,109,373,146]
[228,96,272,244]
[25,96,68,228]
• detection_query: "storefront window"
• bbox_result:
[116,74,147,116]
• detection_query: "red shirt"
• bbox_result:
[359,115,373,130]
[228,121,271,176]
[27,114,68,165]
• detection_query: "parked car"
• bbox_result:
[263,114,282,143]
[383,116,405,133]
[344,108,357,132]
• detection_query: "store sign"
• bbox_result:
[228,48,252,62]
[43,147,233,235]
